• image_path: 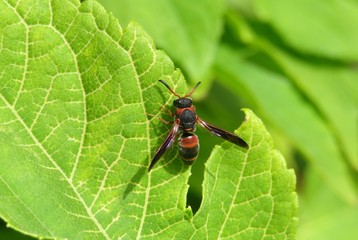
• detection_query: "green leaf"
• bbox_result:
[226,6,358,168]
[0,0,296,239]
[253,0,358,61]
[0,219,34,240]
[259,42,358,171]
[190,109,297,240]
[215,45,358,204]
[298,167,358,240]
[0,0,185,238]
[98,0,224,83]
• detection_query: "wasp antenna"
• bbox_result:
[158,80,181,98]
[184,82,201,98]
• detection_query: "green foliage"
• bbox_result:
[0,0,297,239]
[97,0,358,240]
[190,109,297,240]
[98,0,223,83]
[253,0,358,60]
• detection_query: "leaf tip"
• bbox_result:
[240,108,252,122]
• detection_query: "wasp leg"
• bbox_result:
[160,105,175,117]
[147,113,174,124]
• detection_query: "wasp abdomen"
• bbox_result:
[178,133,199,165]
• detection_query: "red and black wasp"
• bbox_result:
[148,80,249,171]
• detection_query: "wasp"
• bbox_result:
[148,80,248,171]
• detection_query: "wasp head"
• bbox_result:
[173,98,192,108]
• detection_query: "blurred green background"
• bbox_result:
[2,0,357,239]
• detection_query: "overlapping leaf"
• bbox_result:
[215,45,358,204]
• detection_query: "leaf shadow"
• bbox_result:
[122,167,147,200]
[122,152,188,200]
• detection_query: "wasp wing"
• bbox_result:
[198,118,249,149]
[149,123,180,171]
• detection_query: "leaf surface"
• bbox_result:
[253,0,358,61]
[298,167,358,240]
[0,0,296,239]
[98,0,224,83]
[262,43,358,170]
[215,45,358,204]
[0,0,187,238]
[189,109,297,240]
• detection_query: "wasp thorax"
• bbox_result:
[173,98,192,108]
[179,109,196,130]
